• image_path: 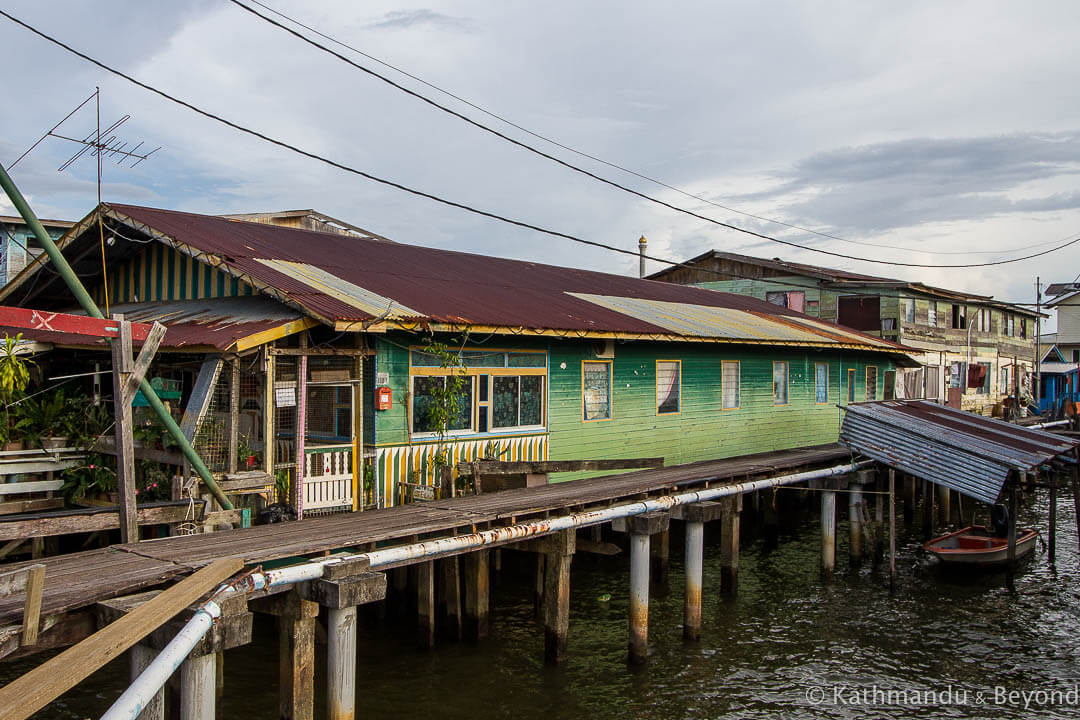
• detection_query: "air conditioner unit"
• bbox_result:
[593,340,615,359]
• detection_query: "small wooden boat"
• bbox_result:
[923,525,1039,567]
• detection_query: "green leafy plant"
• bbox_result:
[416,331,470,485]
[0,334,36,446]
[60,453,117,502]
[16,388,80,447]
[137,460,172,502]
[274,469,290,503]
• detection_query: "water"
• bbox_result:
[8,488,1080,719]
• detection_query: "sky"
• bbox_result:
[1,1,1078,327]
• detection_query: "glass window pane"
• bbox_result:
[412,376,442,433]
[411,351,441,367]
[773,362,788,405]
[460,351,505,368]
[656,361,680,414]
[448,377,472,431]
[493,376,520,428]
[307,386,337,437]
[520,376,542,425]
[583,362,611,420]
[478,374,489,402]
[508,353,546,368]
[847,369,856,402]
[816,363,828,403]
[722,361,740,409]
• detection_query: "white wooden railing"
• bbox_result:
[302,444,353,512]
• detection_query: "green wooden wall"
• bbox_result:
[373,333,895,482]
[91,242,255,306]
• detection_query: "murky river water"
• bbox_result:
[9,487,1080,719]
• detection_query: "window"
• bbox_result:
[838,296,882,331]
[306,385,353,442]
[951,305,966,329]
[949,361,965,389]
[883,370,896,400]
[881,318,897,331]
[765,290,805,312]
[815,362,829,404]
[925,366,940,400]
[977,308,990,332]
[773,361,789,405]
[409,348,546,437]
[974,362,992,395]
[1006,315,1015,336]
[903,300,915,323]
[805,300,820,316]
[492,375,544,428]
[656,361,681,414]
[847,368,856,403]
[1073,350,1079,364]
[1020,317,1027,339]
[1001,366,1010,394]
[412,376,473,434]
[583,361,612,421]
[865,366,878,401]
[927,303,937,327]
[722,360,740,409]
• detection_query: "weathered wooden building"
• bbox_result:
[649,250,1040,415]
[0,204,913,513]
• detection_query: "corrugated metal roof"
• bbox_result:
[3,297,303,351]
[839,400,1079,504]
[12,203,914,356]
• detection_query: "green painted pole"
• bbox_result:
[0,162,233,510]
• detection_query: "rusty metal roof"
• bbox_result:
[8,203,914,355]
[2,297,303,352]
[839,400,1079,504]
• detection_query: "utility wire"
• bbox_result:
[3,8,1079,285]
[238,0,1048,259]
[226,0,1068,267]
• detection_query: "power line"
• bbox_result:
[227,0,1064,267]
[2,7,1079,287]
[238,0,1048,260]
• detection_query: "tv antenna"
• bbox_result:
[9,88,161,314]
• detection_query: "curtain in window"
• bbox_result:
[773,362,788,404]
[722,361,740,409]
[656,362,680,413]
[583,363,611,420]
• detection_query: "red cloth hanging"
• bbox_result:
[967,363,986,389]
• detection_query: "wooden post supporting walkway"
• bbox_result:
[130,644,165,720]
[179,653,215,720]
[250,589,318,720]
[821,486,836,576]
[417,561,435,648]
[719,496,740,594]
[463,550,490,640]
[542,530,575,663]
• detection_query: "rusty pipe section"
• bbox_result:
[102,459,868,720]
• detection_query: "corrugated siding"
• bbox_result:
[92,243,255,305]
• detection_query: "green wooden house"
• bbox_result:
[1,204,913,513]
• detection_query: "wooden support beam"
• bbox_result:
[821,488,836,577]
[463,550,490,641]
[112,317,137,544]
[19,565,43,647]
[228,358,240,475]
[179,652,215,720]
[179,355,224,441]
[0,500,205,541]
[417,560,435,649]
[130,644,165,720]
[720,496,741,594]
[0,557,242,720]
[650,529,669,586]
[457,457,663,476]
[543,530,574,664]
[440,557,462,641]
[251,589,318,720]
[269,347,374,356]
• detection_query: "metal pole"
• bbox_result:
[0,163,233,510]
[683,518,703,641]
[1036,276,1042,406]
[821,488,836,576]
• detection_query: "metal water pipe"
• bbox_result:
[0,163,233,510]
[100,459,870,720]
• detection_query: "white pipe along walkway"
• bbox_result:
[101,459,870,720]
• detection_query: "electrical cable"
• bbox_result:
[0,6,1075,306]
[225,0,1073,268]
[237,0,1052,259]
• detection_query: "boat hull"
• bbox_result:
[924,525,1038,567]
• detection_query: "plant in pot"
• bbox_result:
[60,453,117,503]
[0,333,35,451]
[18,388,79,451]
[237,433,259,469]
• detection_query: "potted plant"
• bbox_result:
[18,389,77,450]
[237,433,258,469]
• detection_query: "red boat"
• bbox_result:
[924,525,1039,567]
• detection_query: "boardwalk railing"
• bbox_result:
[303,444,353,512]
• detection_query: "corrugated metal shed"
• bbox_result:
[839,400,1079,504]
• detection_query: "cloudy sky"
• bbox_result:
[1,1,1078,321]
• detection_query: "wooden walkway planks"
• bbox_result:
[0,444,851,629]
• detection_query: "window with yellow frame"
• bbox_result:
[656,360,681,414]
[582,360,612,421]
[815,362,829,404]
[409,348,547,437]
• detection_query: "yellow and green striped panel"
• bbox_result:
[91,242,255,305]
[374,434,549,507]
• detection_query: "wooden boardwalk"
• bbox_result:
[0,443,851,635]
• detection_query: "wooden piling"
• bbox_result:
[417,560,435,648]
[937,484,951,527]
[874,481,885,562]
[543,530,575,664]
[903,475,915,525]
[650,529,670,586]
[921,480,934,539]
[848,482,864,566]
[533,553,545,618]
[440,556,462,640]
[1006,481,1019,589]
[131,644,165,720]
[679,502,719,640]
[1049,474,1057,565]
[821,488,836,576]
[179,652,215,720]
[719,496,741,594]
[257,591,319,720]
[464,550,490,640]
